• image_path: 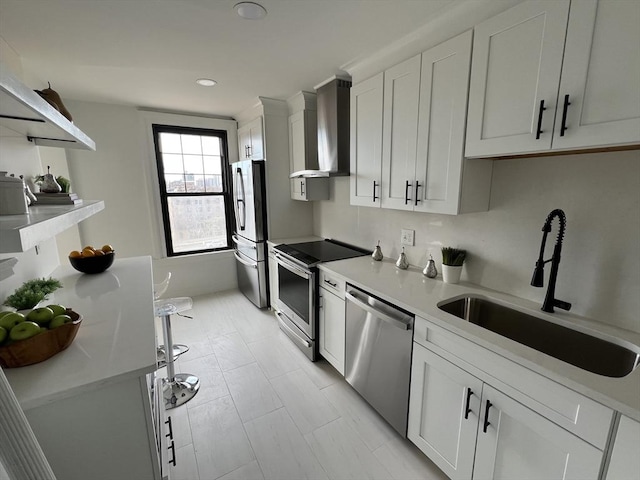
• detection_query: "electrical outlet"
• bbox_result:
[401,229,415,246]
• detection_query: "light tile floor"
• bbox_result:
[157,289,448,480]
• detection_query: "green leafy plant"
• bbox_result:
[441,247,466,266]
[3,277,63,310]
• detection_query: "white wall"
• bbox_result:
[61,100,239,298]
[313,149,640,334]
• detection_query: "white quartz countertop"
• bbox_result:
[320,256,640,421]
[4,256,157,410]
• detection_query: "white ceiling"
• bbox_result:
[0,0,462,118]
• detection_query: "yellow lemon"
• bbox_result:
[81,248,96,257]
[69,250,82,258]
[101,244,114,253]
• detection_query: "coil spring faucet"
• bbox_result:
[531,209,572,313]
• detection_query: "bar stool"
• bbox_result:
[154,297,200,409]
[154,273,189,367]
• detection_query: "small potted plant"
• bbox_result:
[3,277,62,311]
[441,247,466,284]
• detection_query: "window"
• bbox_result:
[152,124,233,256]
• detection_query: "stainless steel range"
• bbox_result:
[273,239,369,360]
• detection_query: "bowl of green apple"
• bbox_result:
[0,305,82,368]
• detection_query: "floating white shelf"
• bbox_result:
[0,201,105,253]
[0,64,96,151]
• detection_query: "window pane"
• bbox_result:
[181,134,202,155]
[159,133,182,153]
[201,136,221,155]
[203,155,222,175]
[205,174,223,192]
[186,174,205,193]
[167,196,228,252]
[162,154,184,174]
[183,154,205,176]
[165,174,185,193]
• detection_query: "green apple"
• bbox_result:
[0,311,15,320]
[46,304,67,317]
[9,321,41,341]
[49,314,73,329]
[0,326,7,345]
[27,307,55,325]
[0,312,25,330]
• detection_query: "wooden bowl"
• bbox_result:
[0,310,82,368]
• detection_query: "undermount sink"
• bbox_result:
[438,295,640,378]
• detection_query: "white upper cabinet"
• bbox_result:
[415,30,491,214]
[466,0,640,158]
[553,0,640,150]
[380,55,421,210]
[237,116,264,161]
[465,0,570,157]
[350,72,384,208]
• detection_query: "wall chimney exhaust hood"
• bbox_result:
[290,76,351,178]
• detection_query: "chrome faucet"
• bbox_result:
[531,209,572,313]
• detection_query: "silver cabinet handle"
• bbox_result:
[324,279,338,288]
[345,290,412,330]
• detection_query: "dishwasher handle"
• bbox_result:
[345,289,413,331]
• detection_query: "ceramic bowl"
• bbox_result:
[69,251,115,274]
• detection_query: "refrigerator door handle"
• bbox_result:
[232,234,257,249]
[234,251,258,269]
[235,167,246,231]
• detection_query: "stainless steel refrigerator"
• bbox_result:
[232,159,269,308]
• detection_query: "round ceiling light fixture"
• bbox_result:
[196,78,217,87]
[234,2,267,20]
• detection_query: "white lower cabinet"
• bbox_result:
[605,415,640,480]
[318,270,346,374]
[409,329,608,480]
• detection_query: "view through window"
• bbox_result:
[152,125,233,255]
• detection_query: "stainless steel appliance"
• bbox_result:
[273,240,368,360]
[232,159,269,308]
[345,284,415,437]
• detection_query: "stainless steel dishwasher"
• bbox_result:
[344,284,414,437]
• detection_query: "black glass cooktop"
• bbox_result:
[274,239,369,267]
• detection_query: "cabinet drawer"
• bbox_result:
[319,270,346,299]
[414,315,613,449]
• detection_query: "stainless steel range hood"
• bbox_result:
[290,77,351,178]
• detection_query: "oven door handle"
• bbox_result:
[345,290,412,330]
[275,311,312,347]
[274,253,311,279]
[234,251,258,269]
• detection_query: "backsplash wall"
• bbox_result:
[313,149,640,334]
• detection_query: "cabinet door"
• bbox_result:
[415,30,473,215]
[473,385,603,480]
[289,110,318,175]
[380,54,421,210]
[408,344,482,480]
[318,287,345,375]
[606,415,640,480]
[248,117,264,160]
[238,125,251,160]
[350,73,384,207]
[291,178,305,201]
[465,0,570,157]
[552,0,640,150]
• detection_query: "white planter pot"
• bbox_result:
[442,265,463,284]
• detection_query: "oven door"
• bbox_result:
[274,252,316,341]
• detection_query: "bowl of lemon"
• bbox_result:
[69,245,115,274]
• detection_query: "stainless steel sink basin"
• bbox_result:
[438,295,640,378]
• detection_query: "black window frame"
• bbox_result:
[152,124,234,257]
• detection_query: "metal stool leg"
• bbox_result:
[161,313,200,409]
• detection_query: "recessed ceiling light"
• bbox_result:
[196,78,217,87]
[234,2,267,20]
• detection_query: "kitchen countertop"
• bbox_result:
[4,256,157,410]
[320,256,640,421]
